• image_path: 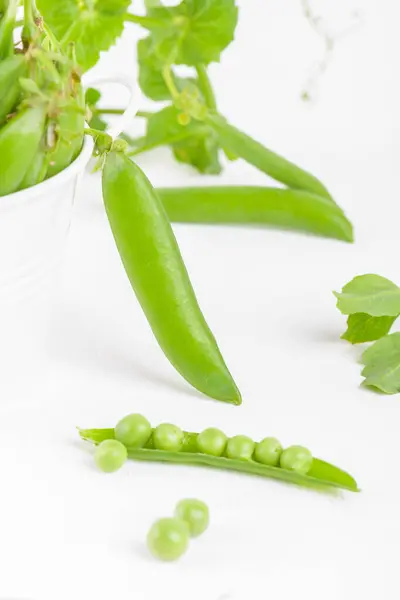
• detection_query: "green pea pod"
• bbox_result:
[0,0,18,59]
[18,142,48,190]
[0,55,27,123]
[79,427,359,493]
[158,186,353,242]
[205,112,332,202]
[0,105,47,196]
[46,86,85,179]
[102,151,241,405]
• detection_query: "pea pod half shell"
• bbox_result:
[79,426,359,493]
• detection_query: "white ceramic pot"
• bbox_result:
[0,75,138,309]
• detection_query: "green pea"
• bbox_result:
[226,435,255,460]
[153,423,184,452]
[254,437,283,466]
[280,445,313,475]
[147,517,189,561]
[114,413,151,448]
[94,440,127,473]
[175,499,209,537]
[196,427,227,456]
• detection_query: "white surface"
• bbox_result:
[1,1,400,599]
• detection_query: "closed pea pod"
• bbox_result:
[0,54,27,124]
[158,186,353,243]
[205,112,332,202]
[0,105,47,196]
[0,0,18,59]
[101,150,241,405]
[18,140,48,190]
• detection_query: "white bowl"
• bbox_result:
[0,74,138,310]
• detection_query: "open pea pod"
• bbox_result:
[79,427,359,493]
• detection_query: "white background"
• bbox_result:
[1,0,400,598]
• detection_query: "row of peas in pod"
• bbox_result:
[94,413,314,476]
[0,0,85,196]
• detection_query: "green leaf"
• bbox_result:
[361,333,400,394]
[342,313,397,344]
[145,105,198,144]
[143,0,239,66]
[173,132,222,174]
[85,87,107,131]
[334,274,400,317]
[133,105,222,174]
[137,37,195,101]
[37,0,130,71]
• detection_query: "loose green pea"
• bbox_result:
[175,499,209,537]
[153,423,184,452]
[94,440,127,473]
[226,435,255,460]
[147,517,189,561]
[280,445,313,475]
[115,413,151,448]
[196,427,227,456]
[254,437,283,466]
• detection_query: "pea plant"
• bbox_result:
[0,0,356,405]
[335,274,400,394]
[37,0,353,241]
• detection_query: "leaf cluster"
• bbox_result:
[335,274,400,393]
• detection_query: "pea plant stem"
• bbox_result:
[95,108,154,118]
[162,65,180,101]
[195,64,217,110]
[125,129,196,157]
[124,13,164,29]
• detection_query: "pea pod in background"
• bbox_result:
[0,55,27,123]
[102,150,241,405]
[205,112,333,202]
[158,186,353,242]
[0,0,18,59]
[0,105,47,196]
[18,140,48,190]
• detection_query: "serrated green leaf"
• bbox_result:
[37,0,130,71]
[334,274,400,317]
[143,0,238,66]
[342,313,397,344]
[361,333,400,394]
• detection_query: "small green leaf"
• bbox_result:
[361,333,400,394]
[37,0,130,71]
[173,132,222,174]
[143,0,239,66]
[334,274,400,317]
[85,87,107,131]
[342,313,397,344]
[85,87,101,106]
